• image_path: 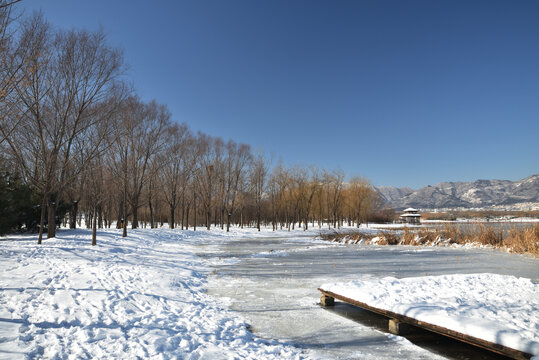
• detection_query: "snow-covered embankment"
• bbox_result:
[0,228,307,359]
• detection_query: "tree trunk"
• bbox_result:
[170,205,175,229]
[37,195,47,245]
[47,201,56,238]
[92,206,97,246]
[221,208,224,230]
[98,207,103,228]
[180,196,185,230]
[149,199,154,229]
[117,201,123,229]
[122,196,127,237]
[180,205,184,230]
[206,207,211,230]
[256,207,261,231]
[185,203,190,231]
[132,200,139,229]
[193,193,197,231]
[69,201,78,229]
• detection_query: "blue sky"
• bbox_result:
[20,0,539,189]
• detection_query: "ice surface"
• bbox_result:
[206,234,538,359]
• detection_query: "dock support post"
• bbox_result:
[320,294,335,306]
[389,319,411,335]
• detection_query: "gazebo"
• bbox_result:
[400,208,421,224]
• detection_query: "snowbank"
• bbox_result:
[0,227,311,359]
[320,274,539,356]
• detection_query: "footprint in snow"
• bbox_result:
[18,325,30,333]
[18,333,33,342]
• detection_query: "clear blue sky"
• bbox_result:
[21,0,539,189]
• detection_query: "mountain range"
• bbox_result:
[376,174,539,210]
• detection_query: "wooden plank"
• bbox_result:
[388,318,412,336]
[320,294,334,306]
[318,288,533,360]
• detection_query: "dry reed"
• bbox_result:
[503,224,539,255]
[320,224,539,256]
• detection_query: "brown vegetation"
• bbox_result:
[421,210,539,221]
[504,225,539,255]
[321,224,539,256]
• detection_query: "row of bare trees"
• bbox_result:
[0,7,392,244]
[266,166,389,231]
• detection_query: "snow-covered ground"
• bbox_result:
[2,226,538,359]
[0,227,318,359]
[320,274,539,357]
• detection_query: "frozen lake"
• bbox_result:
[418,221,539,236]
[202,236,539,360]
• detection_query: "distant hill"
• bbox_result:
[376,174,539,210]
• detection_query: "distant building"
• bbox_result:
[400,208,421,224]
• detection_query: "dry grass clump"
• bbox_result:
[441,225,463,244]
[503,224,539,256]
[400,228,439,245]
[319,231,375,244]
[401,225,504,247]
[319,230,399,245]
[320,224,539,256]
[471,225,503,246]
[372,231,400,245]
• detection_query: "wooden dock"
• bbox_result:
[318,288,533,360]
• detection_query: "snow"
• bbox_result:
[2,225,538,359]
[0,227,312,359]
[320,273,539,356]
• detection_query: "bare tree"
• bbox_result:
[250,151,268,231]
[110,97,168,235]
[159,123,195,229]
[0,1,22,10]
[324,170,344,229]
[299,167,320,230]
[1,15,53,242]
[3,15,126,243]
[222,141,251,232]
[347,176,370,227]
[85,156,105,245]
[268,162,284,231]
[195,133,224,230]
[0,0,24,144]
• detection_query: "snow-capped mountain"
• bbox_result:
[376,174,539,210]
